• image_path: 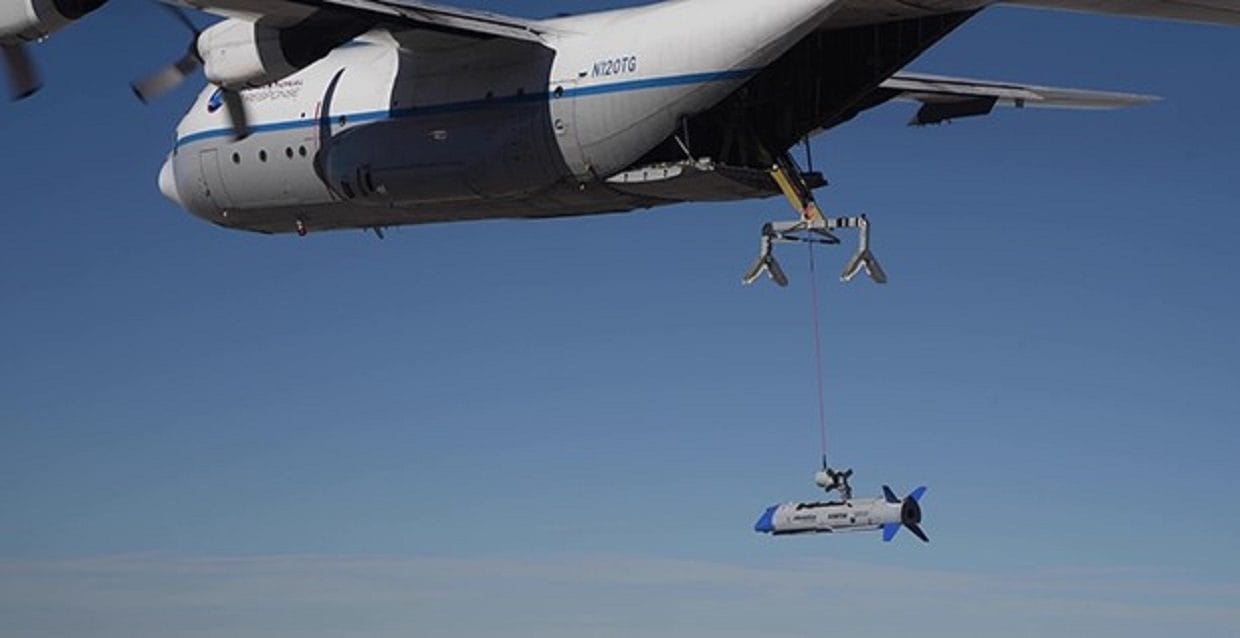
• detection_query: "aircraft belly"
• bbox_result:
[605,159,801,202]
[321,104,567,206]
[216,182,664,234]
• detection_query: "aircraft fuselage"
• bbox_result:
[163,0,843,234]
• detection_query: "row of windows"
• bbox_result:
[231,146,310,165]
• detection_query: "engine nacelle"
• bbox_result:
[0,0,106,42]
[196,18,366,90]
[196,19,299,90]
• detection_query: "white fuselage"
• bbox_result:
[160,0,844,234]
[756,498,903,535]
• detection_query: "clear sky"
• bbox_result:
[2,2,1239,637]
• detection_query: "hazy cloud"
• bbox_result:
[2,553,1237,638]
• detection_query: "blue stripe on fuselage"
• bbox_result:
[173,68,756,149]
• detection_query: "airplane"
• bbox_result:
[4,0,1238,258]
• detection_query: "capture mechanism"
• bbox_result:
[814,463,854,501]
[743,152,886,287]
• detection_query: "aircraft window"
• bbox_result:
[485,91,494,100]
[516,88,525,96]
[285,147,294,159]
[363,170,375,194]
[340,182,355,199]
[259,150,268,162]
[554,86,564,98]
[338,115,347,126]
[298,146,307,158]
[232,153,240,164]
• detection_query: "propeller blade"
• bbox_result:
[131,46,201,103]
[220,88,250,140]
[3,43,41,100]
[906,522,930,543]
[909,486,928,502]
[130,2,203,104]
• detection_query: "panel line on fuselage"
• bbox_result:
[173,68,759,150]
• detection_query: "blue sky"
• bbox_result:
[2,2,1239,636]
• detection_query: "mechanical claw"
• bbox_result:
[840,215,887,284]
[743,152,886,287]
[742,224,790,287]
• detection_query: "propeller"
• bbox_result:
[882,485,929,543]
[130,4,249,139]
[130,43,200,103]
[131,3,199,102]
[901,490,929,543]
[3,42,41,100]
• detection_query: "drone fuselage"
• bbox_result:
[755,498,901,536]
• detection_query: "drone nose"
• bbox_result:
[754,505,778,533]
[158,153,182,208]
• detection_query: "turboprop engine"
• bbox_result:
[754,486,929,542]
[1,0,108,98]
[196,18,335,90]
[0,0,105,40]
[132,14,370,139]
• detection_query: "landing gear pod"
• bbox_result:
[754,485,929,543]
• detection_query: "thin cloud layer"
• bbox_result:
[2,553,1236,638]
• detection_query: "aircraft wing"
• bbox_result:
[824,0,1240,29]
[167,0,549,47]
[879,72,1159,125]
[1001,0,1240,25]
[176,0,1240,46]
